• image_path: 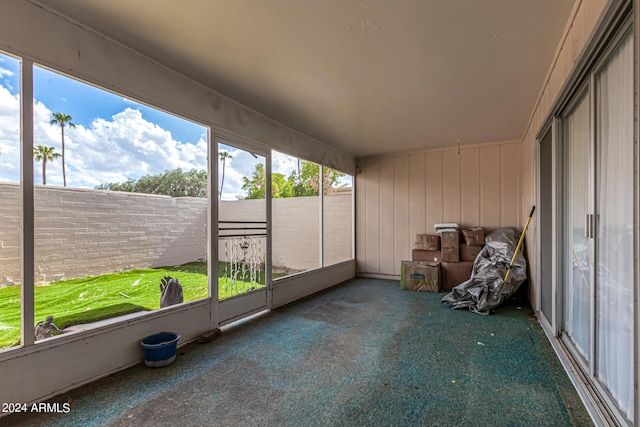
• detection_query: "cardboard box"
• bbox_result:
[462,227,485,246]
[460,244,483,262]
[400,261,441,292]
[441,247,460,262]
[441,261,474,291]
[440,230,460,248]
[415,233,440,251]
[412,249,440,262]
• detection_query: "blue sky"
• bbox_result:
[33,66,207,145]
[0,52,349,199]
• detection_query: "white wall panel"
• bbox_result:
[480,146,502,229]
[393,156,410,275]
[355,159,367,273]
[461,148,481,227]
[425,152,444,233]
[501,144,520,228]
[379,157,395,274]
[364,158,380,274]
[409,154,427,238]
[442,150,462,224]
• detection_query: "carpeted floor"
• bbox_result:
[4,278,592,426]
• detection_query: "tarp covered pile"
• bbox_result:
[441,227,526,315]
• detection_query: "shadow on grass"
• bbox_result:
[55,303,148,329]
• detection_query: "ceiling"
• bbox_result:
[34,0,576,158]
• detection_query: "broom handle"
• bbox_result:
[503,206,535,288]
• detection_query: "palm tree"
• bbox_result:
[49,112,76,187]
[219,150,232,200]
[33,145,61,185]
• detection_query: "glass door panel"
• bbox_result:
[562,90,592,363]
[216,138,269,324]
[594,30,634,420]
[539,127,553,325]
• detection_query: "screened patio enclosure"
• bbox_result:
[0,0,639,425]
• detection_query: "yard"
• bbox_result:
[0,262,272,348]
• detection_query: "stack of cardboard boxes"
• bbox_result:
[400,233,441,292]
[409,227,485,292]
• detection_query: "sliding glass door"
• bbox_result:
[562,89,592,364]
[559,28,634,423]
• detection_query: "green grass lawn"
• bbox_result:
[0,262,272,348]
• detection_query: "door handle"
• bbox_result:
[584,213,594,239]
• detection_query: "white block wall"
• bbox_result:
[0,184,209,284]
[0,183,21,284]
[324,193,353,266]
[0,184,352,284]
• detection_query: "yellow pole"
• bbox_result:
[502,206,535,290]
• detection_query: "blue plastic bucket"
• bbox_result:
[140,332,181,368]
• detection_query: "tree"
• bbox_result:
[219,151,232,200]
[240,161,346,200]
[49,112,76,187]
[241,163,267,199]
[293,162,345,196]
[33,145,61,185]
[96,168,208,198]
[272,172,294,198]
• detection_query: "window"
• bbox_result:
[29,65,209,342]
[0,51,21,350]
[271,151,320,278]
[322,170,353,266]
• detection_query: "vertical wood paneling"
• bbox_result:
[501,144,519,227]
[358,141,522,276]
[425,151,443,233]
[364,158,380,273]
[409,153,427,235]
[480,146,501,228]
[442,150,461,223]
[461,148,480,227]
[379,157,395,274]
[355,158,367,272]
[394,155,410,274]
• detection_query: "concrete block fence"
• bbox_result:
[0,183,352,287]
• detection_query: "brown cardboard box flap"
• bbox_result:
[462,227,485,246]
[412,249,441,262]
[441,247,460,263]
[440,230,460,248]
[415,233,440,251]
[460,244,483,262]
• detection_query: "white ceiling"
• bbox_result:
[35,0,575,157]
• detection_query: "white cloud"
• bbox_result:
[22,105,208,188]
[272,151,300,177]
[218,145,263,200]
[0,85,20,182]
[0,67,14,78]
[63,108,208,188]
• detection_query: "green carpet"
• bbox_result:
[4,278,592,426]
